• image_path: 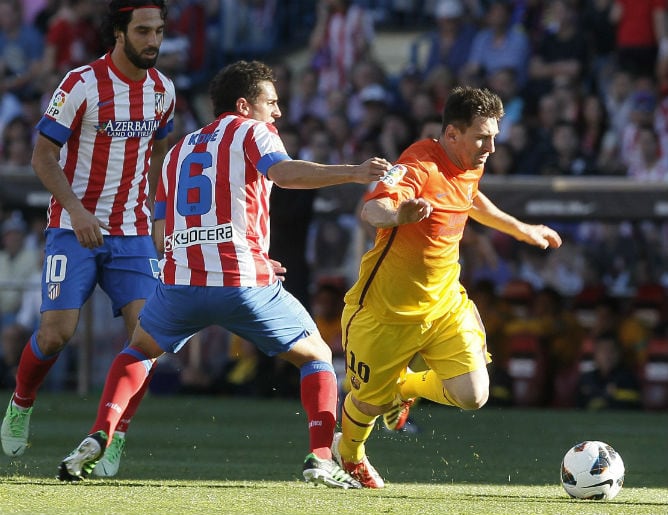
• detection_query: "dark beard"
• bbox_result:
[124,39,159,70]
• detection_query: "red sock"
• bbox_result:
[90,349,153,437]
[115,361,157,433]
[300,361,338,460]
[13,334,58,408]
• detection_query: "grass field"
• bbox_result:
[0,392,666,515]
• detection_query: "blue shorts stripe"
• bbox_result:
[300,360,335,380]
[120,347,154,374]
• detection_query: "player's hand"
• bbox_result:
[354,157,392,183]
[396,198,433,225]
[69,207,110,249]
[269,258,286,281]
[519,223,562,250]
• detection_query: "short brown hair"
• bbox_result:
[442,86,505,132]
[209,60,275,117]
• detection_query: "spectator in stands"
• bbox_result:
[1,116,33,172]
[589,294,649,369]
[42,0,105,77]
[378,110,416,163]
[423,64,455,114]
[164,0,211,93]
[526,0,588,107]
[519,93,561,175]
[538,120,593,176]
[352,83,391,152]
[627,124,668,182]
[30,0,59,35]
[576,331,641,410]
[309,0,375,95]
[0,0,44,100]
[506,121,539,174]
[610,0,667,80]
[324,111,355,164]
[417,0,475,78]
[577,93,609,167]
[459,0,530,88]
[289,67,329,125]
[486,67,523,143]
[345,59,387,127]
[582,0,617,97]
[1,245,42,389]
[619,90,659,170]
[409,89,439,128]
[390,66,422,115]
[215,0,278,65]
[0,212,40,333]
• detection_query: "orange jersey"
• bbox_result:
[345,138,483,323]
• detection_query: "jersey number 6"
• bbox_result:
[176,151,213,216]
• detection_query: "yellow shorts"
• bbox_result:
[341,291,490,406]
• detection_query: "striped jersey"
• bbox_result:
[36,53,175,236]
[155,113,291,287]
[345,138,483,324]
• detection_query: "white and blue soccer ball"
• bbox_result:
[560,441,625,500]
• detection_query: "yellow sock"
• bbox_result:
[399,370,456,406]
[340,393,377,463]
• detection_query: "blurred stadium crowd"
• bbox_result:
[1,0,668,411]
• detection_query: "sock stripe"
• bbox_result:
[342,402,376,428]
[299,360,334,380]
[120,347,153,374]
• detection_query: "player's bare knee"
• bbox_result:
[35,326,72,356]
[458,390,489,410]
[448,387,489,410]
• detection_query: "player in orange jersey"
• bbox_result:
[332,86,562,488]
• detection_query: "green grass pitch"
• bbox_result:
[0,392,666,514]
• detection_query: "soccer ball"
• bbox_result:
[560,441,625,500]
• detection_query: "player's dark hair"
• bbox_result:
[441,86,504,132]
[102,0,168,48]
[209,60,276,117]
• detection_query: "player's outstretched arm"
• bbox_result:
[469,191,562,249]
[267,157,391,189]
[361,197,433,228]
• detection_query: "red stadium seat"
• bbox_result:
[505,333,548,407]
[640,338,668,410]
[632,283,666,330]
[572,285,607,330]
[551,337,595,408]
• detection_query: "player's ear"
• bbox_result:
[444,124,459,143]
[236,97,251,116]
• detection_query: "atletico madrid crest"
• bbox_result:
[47,282,61,300]
[154,92,165,116]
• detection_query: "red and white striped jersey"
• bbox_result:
[156,113,291,287]
[36,53,176,236]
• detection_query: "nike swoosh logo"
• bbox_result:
[584,479,613,488]
[98,100,113,107]
[10,447,22,455]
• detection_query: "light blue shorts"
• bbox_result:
[138,280,317,356]
[41,229,159,317]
